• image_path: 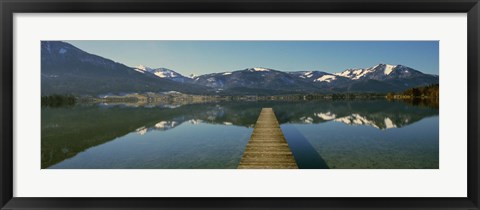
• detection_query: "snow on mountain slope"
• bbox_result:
[135,65,154,72]
[315,75,337,83]
[135,65,180,78]
[384,64,395,75]
[150,68,180,78]
[335,65,380,80]
[289,71,329,82]
[134,65,193,83]
[334,64,426,81]
[247,67,271,72]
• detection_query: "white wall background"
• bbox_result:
[13,13,467,197]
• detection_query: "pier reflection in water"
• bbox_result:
[42,100,439,169]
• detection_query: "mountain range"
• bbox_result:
[41,41,439,96]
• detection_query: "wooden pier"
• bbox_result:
[238,108,298,169]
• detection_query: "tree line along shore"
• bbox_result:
[386,84,439,100]
[41,84,439,107]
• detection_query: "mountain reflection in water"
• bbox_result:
[42,100,439,169]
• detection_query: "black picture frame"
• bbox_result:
[1,0,479,209]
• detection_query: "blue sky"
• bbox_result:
[66,40,439,75]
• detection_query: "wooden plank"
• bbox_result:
[238,108,298,169]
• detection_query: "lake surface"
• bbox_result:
[42,100,439,169]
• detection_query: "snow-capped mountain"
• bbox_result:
[132,64,437,94]
[134,65,192,83]
[191,67,318,94]
[41,41,438,96]
[289,71,331,81]
[133,65,155,73]
[245,67,272,72]
[288,71,353,89]
[328,63,439,92]
[335,64,430,81]
[41,41,210,95]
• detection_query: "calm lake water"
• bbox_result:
[42,100,439,169]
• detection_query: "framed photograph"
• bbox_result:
[1,0,479,209]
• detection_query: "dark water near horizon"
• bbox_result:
[42,100,439,169]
